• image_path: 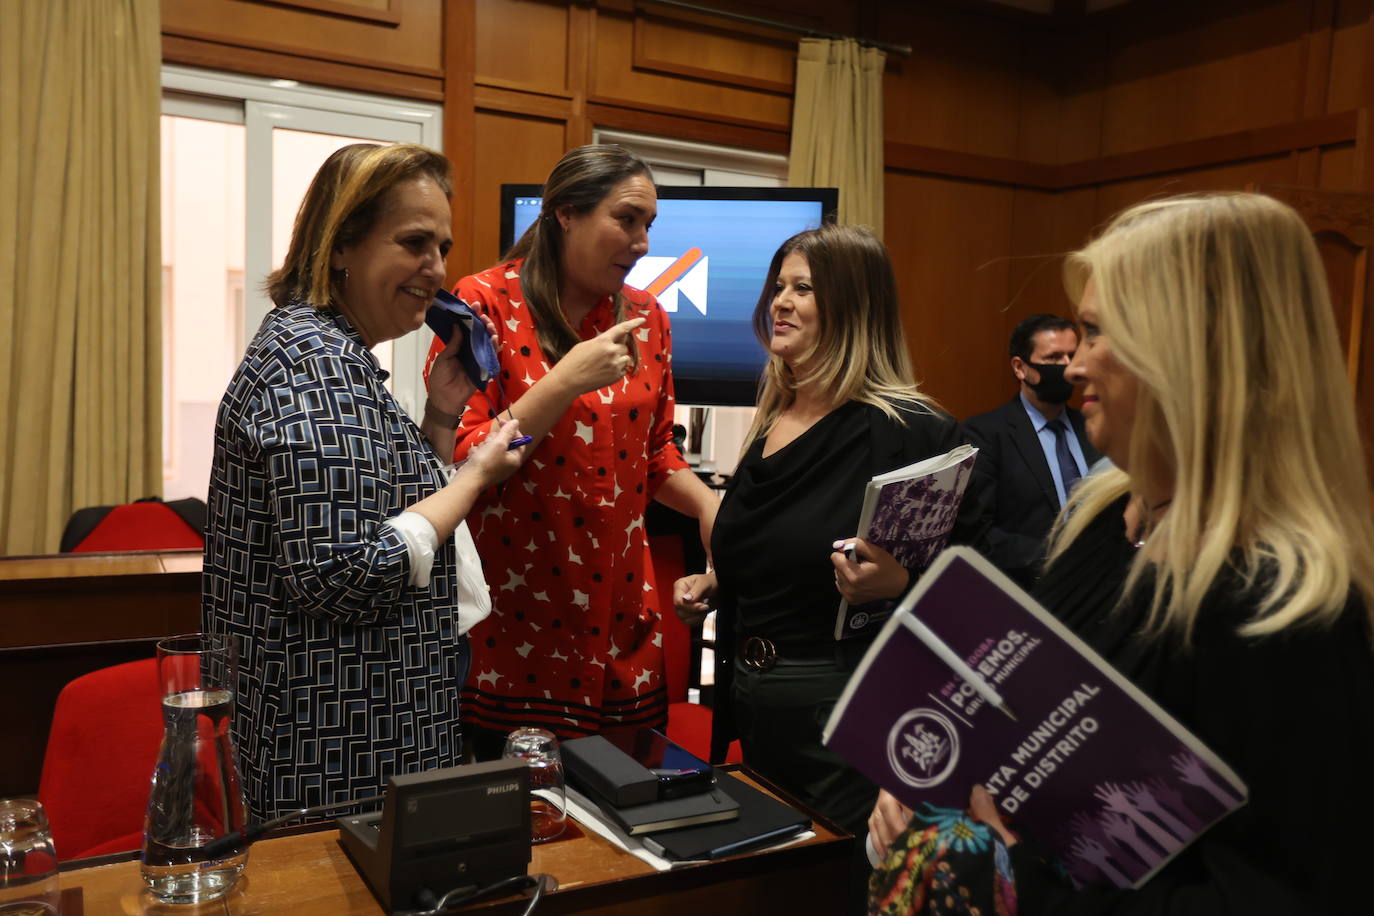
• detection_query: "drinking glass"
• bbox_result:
[0,799,59,915]
[501,728,567,843]
[141,633,249,904]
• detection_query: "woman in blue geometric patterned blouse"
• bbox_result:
[203,143,525,821]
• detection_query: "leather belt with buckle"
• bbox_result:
[741,636,779,670]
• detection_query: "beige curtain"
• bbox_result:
[789,38,886,237]
[0,0,162,555]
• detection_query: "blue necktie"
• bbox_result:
[1051,418,1082,504]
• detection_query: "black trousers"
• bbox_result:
[731,656,878,916]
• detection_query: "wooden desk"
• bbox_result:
[1,550,202,797]
[61,772,851,915]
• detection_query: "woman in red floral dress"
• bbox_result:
[426,145,718,757]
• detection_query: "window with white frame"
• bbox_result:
[159,66,442,501]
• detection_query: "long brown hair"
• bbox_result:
[745,224,935,447]
[505,144,652,364]
[267,143,452,309]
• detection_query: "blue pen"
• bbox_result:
[508,435,533,450]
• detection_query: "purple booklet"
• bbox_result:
[835,444,978,640]
[823,547,1247,889]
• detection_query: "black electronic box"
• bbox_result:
[337,759,531,912]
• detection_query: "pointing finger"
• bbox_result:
[603,317,647,341]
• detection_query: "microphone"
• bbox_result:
[201,794,384,858]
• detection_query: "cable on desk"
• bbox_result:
[396,873,551,916]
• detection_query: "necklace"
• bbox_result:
[1132,498,1173,549]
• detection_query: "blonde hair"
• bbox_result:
[1049,192,1374,641]
[267,143,451,309]
[745,225,936,447]
[505,144,651,366]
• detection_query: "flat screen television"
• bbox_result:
[499,184,839,406]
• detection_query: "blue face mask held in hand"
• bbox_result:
[425,289,500,391]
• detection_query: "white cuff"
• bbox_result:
[385,512,440,589]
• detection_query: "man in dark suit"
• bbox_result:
[964,314,1101,589]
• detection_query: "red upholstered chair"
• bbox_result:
[649,534,742,765]
[38,658,163,860]
[61,498,205,553]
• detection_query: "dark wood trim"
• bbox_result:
[926,0,1066,27]
[161,35,444,101]
[586,93,789,134]
[586,100,789,154]
[474,84,577,122]
[887,112,1359,192]
[254,0,402,26]
[631,8,794,96]
[474,76,576,101]
[1058,110,1359,188]
[885,141,1059,189]
[1359,108,1374,192]
[567,0,595,147]
[444,0,478,278]
[630,48,793,97]
[161,23,443,79]
[1297,0,1336,120]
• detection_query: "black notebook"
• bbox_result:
[639,774,811,860]
[594,776,740,835]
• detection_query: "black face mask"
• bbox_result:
[1025,361,1074,404]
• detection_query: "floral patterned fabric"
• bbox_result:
[870,804,1019,916]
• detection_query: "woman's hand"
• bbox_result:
[549,317,646,396]
[457,418,526,489]
[832,539,910,605]
[969,785,1017,847]
[868,790,914,861]
[673,571,718,627]
[427,313,497,414]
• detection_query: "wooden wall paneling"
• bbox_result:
[1327,0,1374,113]
[1095,0,1312,157]
[1005,186,1099,322]
[268,0,401,25]
[445,0,480,277]
[474,0,574,97]
[474,84,577,121]
[1294,147,1323,185]
[471,111,573,265]
[161,0,443,79]
[1058,111,1358,188]
[161,34,444,101]
[1319,141,1360,188]
[1045,19,1109,165]
[631,7,796,94]
[1015,26,1092,165]
[1253,184,1374,456]
[884,171,1016,421]
[566,0,595,148]
[1298,0,1338,119]
[1253,185,1374,386]
[883,142,1057,189]
[585,2,793,131]
[585,101,789,154]
[1091,154,1300,226]
[876,2,1029,157]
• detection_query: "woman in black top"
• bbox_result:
[672,225,986,836]
[867,193,1374,915]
